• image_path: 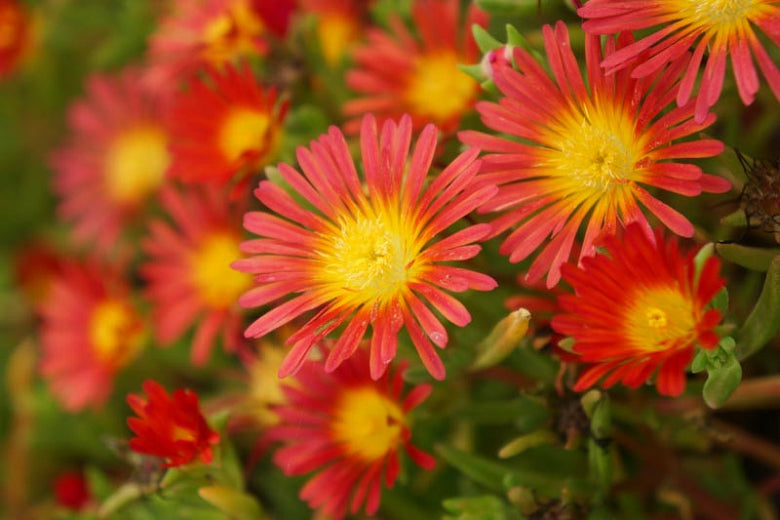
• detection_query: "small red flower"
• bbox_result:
[127,380,220,468]
[0,0,31,79]
[551,224,726,397]
[54,471,91,511]
[265,347,435,520]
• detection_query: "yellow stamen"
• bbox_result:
[201,0,263,65]
[246,341,289,426]
[316,12,358,65]
[218,108,273,164]
[331,386,406,462]
[89,299,145,367]
[673,0,760,30]
[625,286,697,351]
[404,52,476,124]
[104,126,169,205]
[189,232,251,308]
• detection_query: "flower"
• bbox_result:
[144,0,295,88]
[300,0,371,65]
[459,22,731,288]
[233,114,497,380]
[344,0,487,133]
[40,258,145,411]
[141,184,251,365]
[50,68,170,251]
[265,347,435,520]
[127,380,220,468]
[0,0,30,78]
[240,340,289,428]
[12,239,68,310]
[166,64,287,189]
[579,0,780,123]
[54,471,91,511]
[551,224,725,397]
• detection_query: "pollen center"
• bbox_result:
[625,286,697,351]
[332,386,406,462]
[320,215,408,300]
[201,0,263,64]
[560,118,635,191]
[405,52,476,124]
[89,299,144,367]
[680,0,757,28]
[104,126,169,205]
[189,232,251,308]
[219,108,272,164]
[317,12,357,65]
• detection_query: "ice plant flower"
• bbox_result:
[300,0,371,65]
[551,224,725,397]
[127,380,220,468]
[144,0,295,88]
[166,64,287,189]
[0,0,30,78]
[141,185,251,365]
[233,114,498,380]
[50,69,170,250]
[54,471,91,511]
[265,347,435,520]
[40,259,145,411]
[579,0,780,123]
[460,22,731,288]
[344,0,488,132]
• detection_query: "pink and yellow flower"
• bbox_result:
[144,0,295,88]
[166,64,287,189]
[579,0,780,123]
[551,224,725,397]
[127,380,220,468]
[344,0,487,133]
[265,347,435,520]
[460,22,731,288]
[40,259,145,411]
[50,69,170,251]
[233,114,497,380]
[141,185,251,365]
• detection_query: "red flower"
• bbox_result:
[127,380,220,468]
[54,471,91,511]
[460,22,730,288]
[551,224,725,397]
[141,184,251,365]
[166,64,287,189]
[233,114,497,381]
[265,347,435,520]
[344,0,487,133]
[579,0,780,123]
[0,0,31,79]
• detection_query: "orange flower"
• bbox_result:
[344,0,487,132]
[141,184,251,365]
[551,224,725,396]
[40,259,145,411]
[0,0,30,79]
[233,114,497,380]
[50,69,170,251]
[127,380,220,468]
[166,64,287,189]
[266,348,435,519]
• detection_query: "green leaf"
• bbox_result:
[703,356,743,409]
[475,0,539,15]
[436,444,510,492]
[736,256,780,359]
[456,395,550,429]
[198,485,264,520]
[716,243,780,271]
[711,287,729,314]
[442,495,510,520]
[690,350,708,374]
[472,25,503,53]
[472,308,531,369]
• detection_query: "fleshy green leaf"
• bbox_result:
[716,243,780,271]
[703,356,743,409]
[736,256,780,359]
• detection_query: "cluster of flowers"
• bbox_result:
[4,0,778,517]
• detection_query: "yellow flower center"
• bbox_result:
[317,213,414,304]
[404,52,477,124]
[218,108,273,164]
[89,299,145,367]
[557,116,636,192]
[189,232,251,308]
[331,386,406,462]
[246,341,289,426]
[104,126,169,205]
[201,0,263,65]
[674,0,759,29]
[316,12,358,65]
[624,286,697,351]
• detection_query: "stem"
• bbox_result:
[708,419,780,469]
[720,375,780,410]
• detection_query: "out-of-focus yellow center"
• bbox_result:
[624,286,697,351]
[672,0,760,30]
[404,52,476,124]
[316,12,358,65]
[89,299,144,367]
[318,213,415,304]
[172,425,197,443]
[104,126,169,205]
[331,386,406,462]
[189,232,250,308]
[558,117,636,192]
[246,341,289,426]
[201,0,263,65]
[219,108,273,164]
[0,5,22,50]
